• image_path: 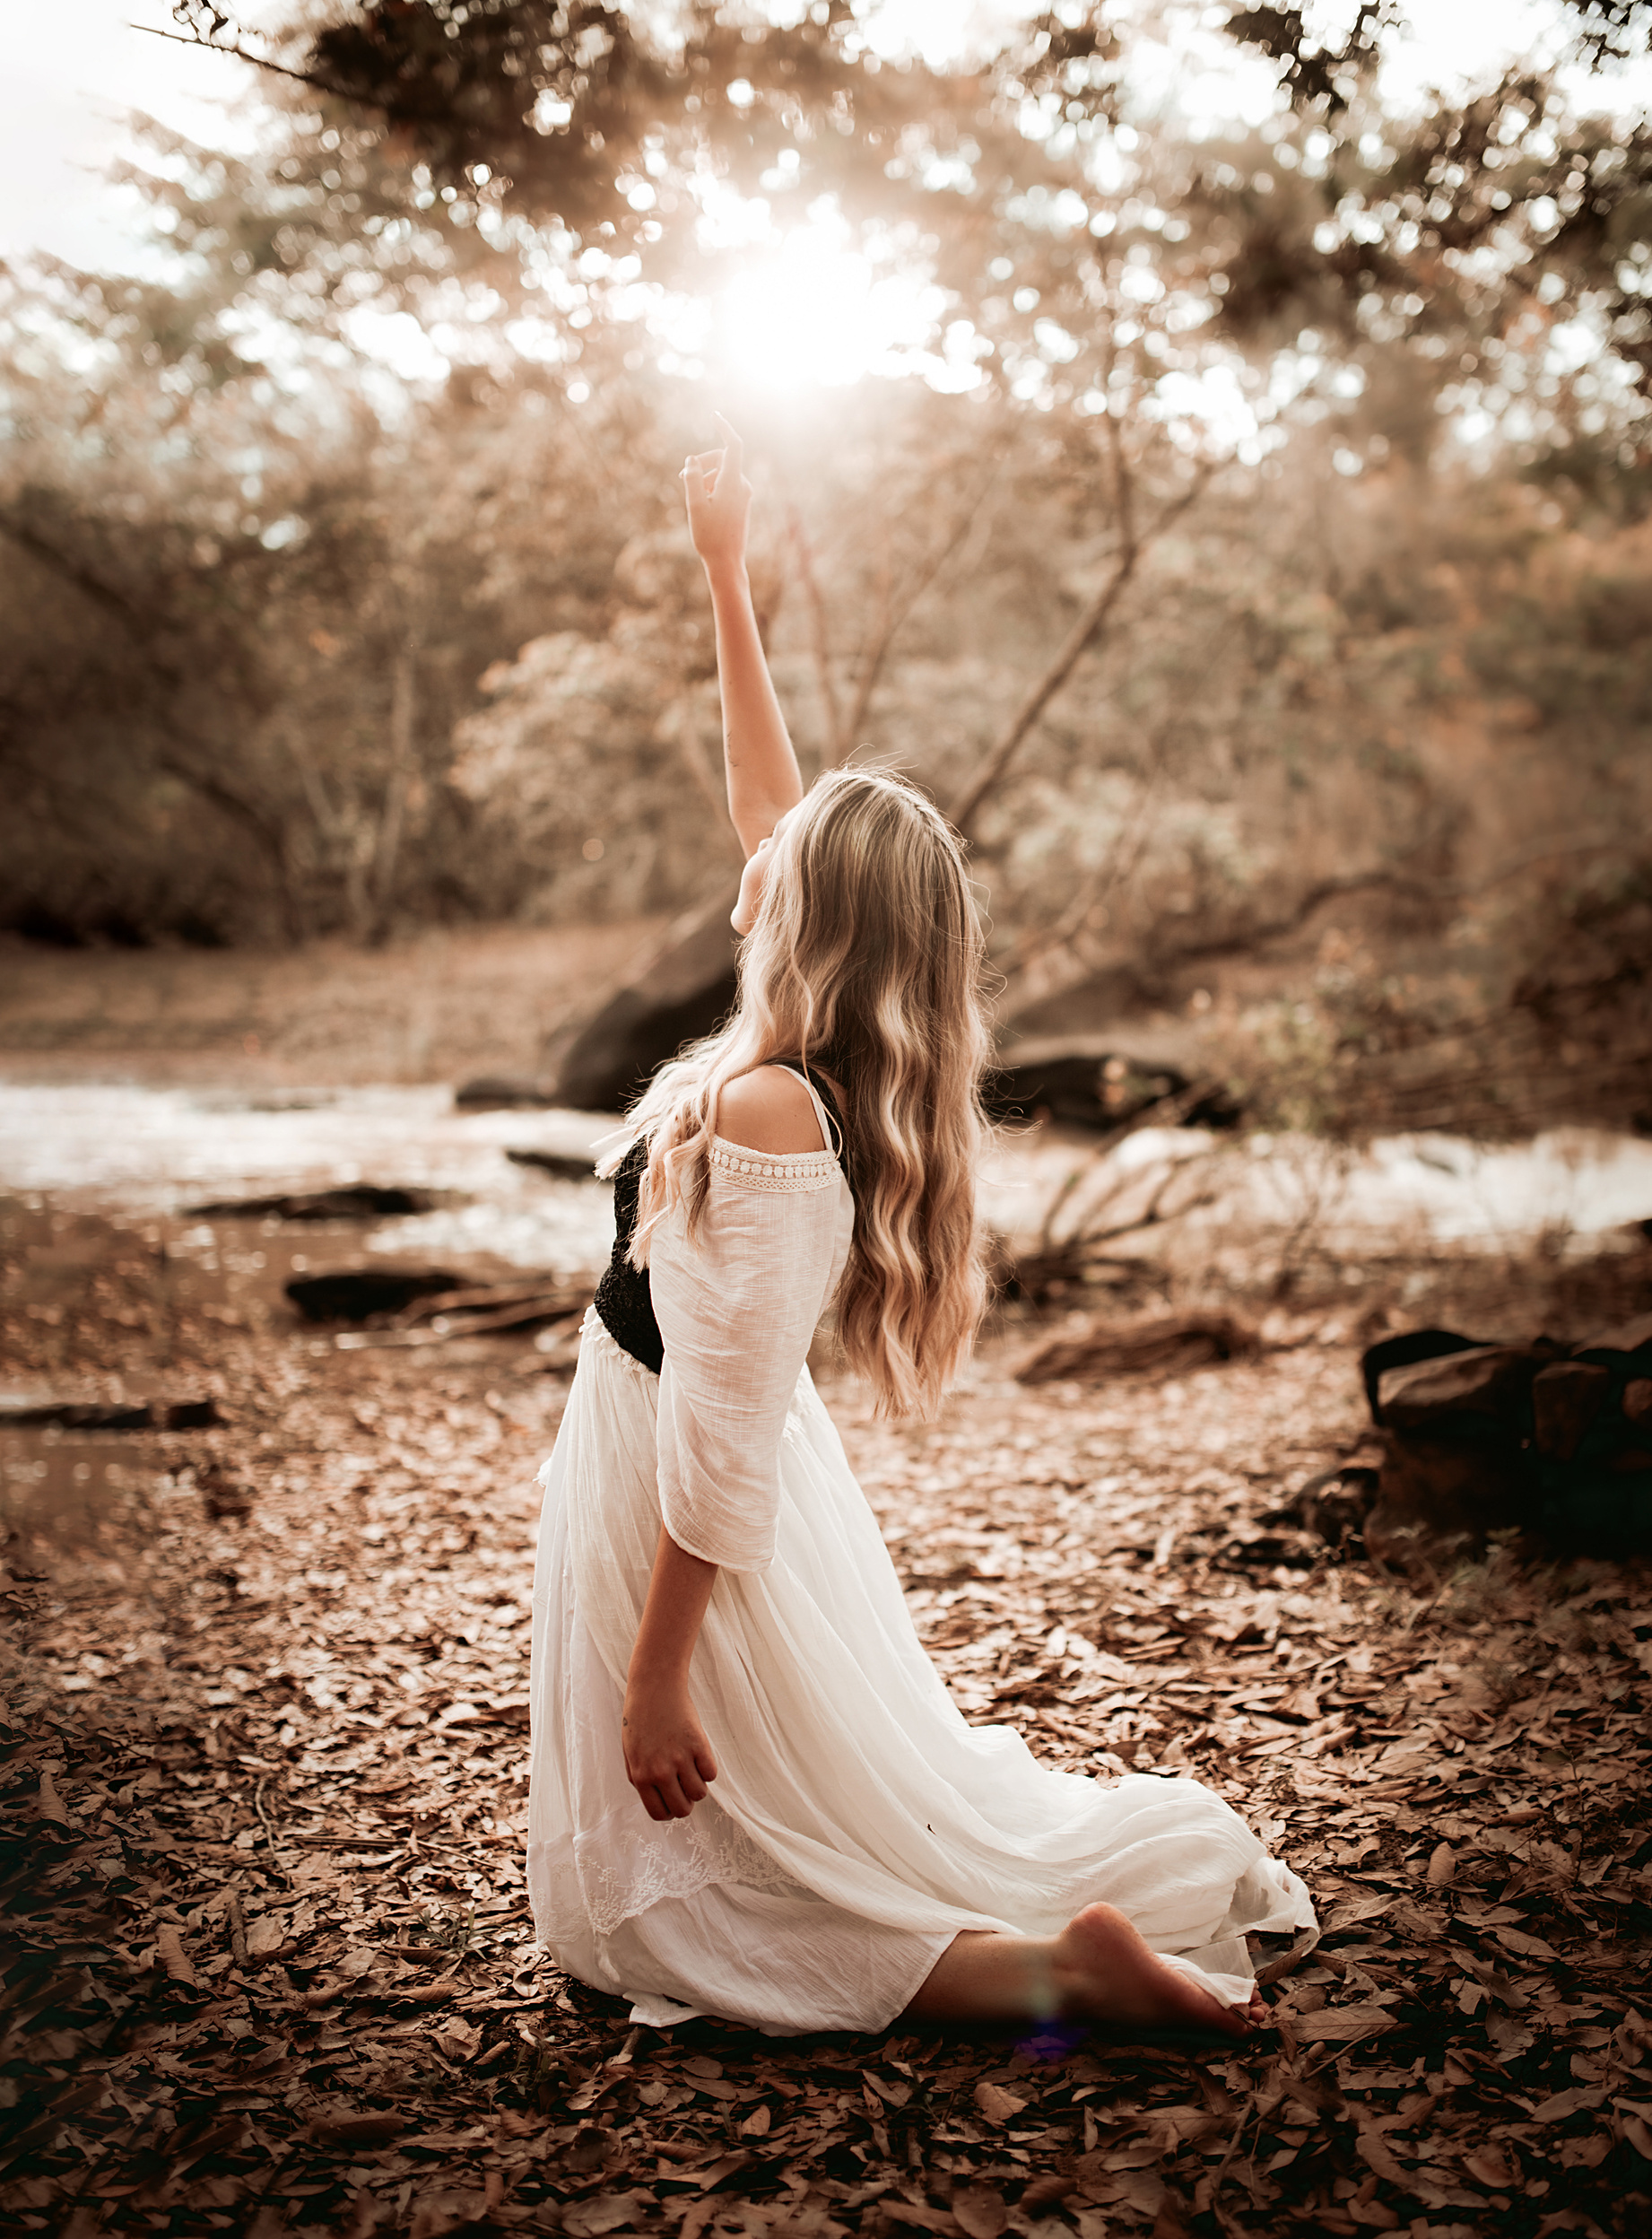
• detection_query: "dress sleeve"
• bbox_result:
[649,1139,852,1573]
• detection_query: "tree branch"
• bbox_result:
[841,449,1005,749]
[132,22,354,98]
[948,462,1210,841]
[786,505,846,763]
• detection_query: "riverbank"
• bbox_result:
[0,920,667,1093]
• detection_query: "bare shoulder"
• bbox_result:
[715,1066,826,1156]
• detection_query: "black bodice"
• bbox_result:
[592,1065,848,1376]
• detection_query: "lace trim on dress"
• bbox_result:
[709,1138,841,1194]
[578,1306,656,1379]
[543,1805,814,1942]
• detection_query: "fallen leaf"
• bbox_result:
[691,2155,752,2192]
[1290,2004,1399,2044]
[409,2195,485,2239]
[1354,2121,1410,2188]
[311,2112,405,2147]
[245,1913,287,1958]
[562,2195,650,2238]
[1463,2144,1516,2189]
[37,1767,71,1825]
[154,1923,197,1987]
[737,2104,770,2138]
[1425,1841,1455,1885]
[952,2183,1007,2239]
[971,2081,1028,2125]
[1531,2087,1606,2121]
[430,2016,482,2062]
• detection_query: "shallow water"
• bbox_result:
[0,1080,620,1274]
[0,1078,1647,1279]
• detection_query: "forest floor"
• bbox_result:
[3,1180,1651,2239]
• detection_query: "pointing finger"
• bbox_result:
[713,413,743,472]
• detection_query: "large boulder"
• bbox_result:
[537,921,1238,1128]
[549,894,740,1114]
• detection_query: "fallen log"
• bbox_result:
[187,1187,441,1221]
[505,1149,605,1183]
[291,1265,596,1346]
[985,1050,1239,1132]
[389,1276,590,1329]
[1016,1311,1261,1386]
[0,1398,223,1431]
[453,1078,556,1111]
[284,1268,463,1324]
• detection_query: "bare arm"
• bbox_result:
[622,1526,719,1822]
[683,417,804,859]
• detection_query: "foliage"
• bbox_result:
[3,3,1652,1128]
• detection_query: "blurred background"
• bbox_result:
[3,0,1651,1311]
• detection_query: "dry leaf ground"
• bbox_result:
[3,1201,1650,2239]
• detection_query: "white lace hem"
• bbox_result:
[531,1801,813,1948]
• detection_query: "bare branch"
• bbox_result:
[787,506,846,763]
[132,22,345,95]
[949,464,1211,841]
[841,449,1005,747]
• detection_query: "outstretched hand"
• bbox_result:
[682,413,752,575]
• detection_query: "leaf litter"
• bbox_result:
[1,1205,1649,2238]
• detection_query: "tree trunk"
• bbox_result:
[370,635,417,944]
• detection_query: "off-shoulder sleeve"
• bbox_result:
[649,1139,853,1573]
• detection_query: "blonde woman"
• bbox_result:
[526,420,1315,2038]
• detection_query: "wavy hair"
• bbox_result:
[613,768,990,1417]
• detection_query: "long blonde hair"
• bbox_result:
[617,768,990,1416]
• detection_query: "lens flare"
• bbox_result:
[712,221,943,388]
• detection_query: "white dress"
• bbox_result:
[526,1080,1316,2034]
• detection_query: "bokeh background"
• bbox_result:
[4,0,1651,1149]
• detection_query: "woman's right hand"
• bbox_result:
[622,1677,719,1822]
[682,413,752,576]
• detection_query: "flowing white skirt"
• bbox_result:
[526,1312,1316,2035]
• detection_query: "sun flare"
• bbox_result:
[709,221,944,389]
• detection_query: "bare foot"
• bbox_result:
[1051,1904,1256,2040]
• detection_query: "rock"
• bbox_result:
[535,909,1240,1130]
[1355,1324,1652,1560]
[1365,1441,1516,1571]
[1532,1360,1612,1461]
[1357,1328,1485,1420]
[186,1186,440,1221]
[1578,1311,1652,1357]
[1375,1345,1541,1433]
[550,896,739,1113]
[284,1268,462,1324]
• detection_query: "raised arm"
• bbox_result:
[683,416,804,859]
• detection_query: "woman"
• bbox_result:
[526,419,1315,2038]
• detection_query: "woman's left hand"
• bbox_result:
[622,1679,719,1822]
